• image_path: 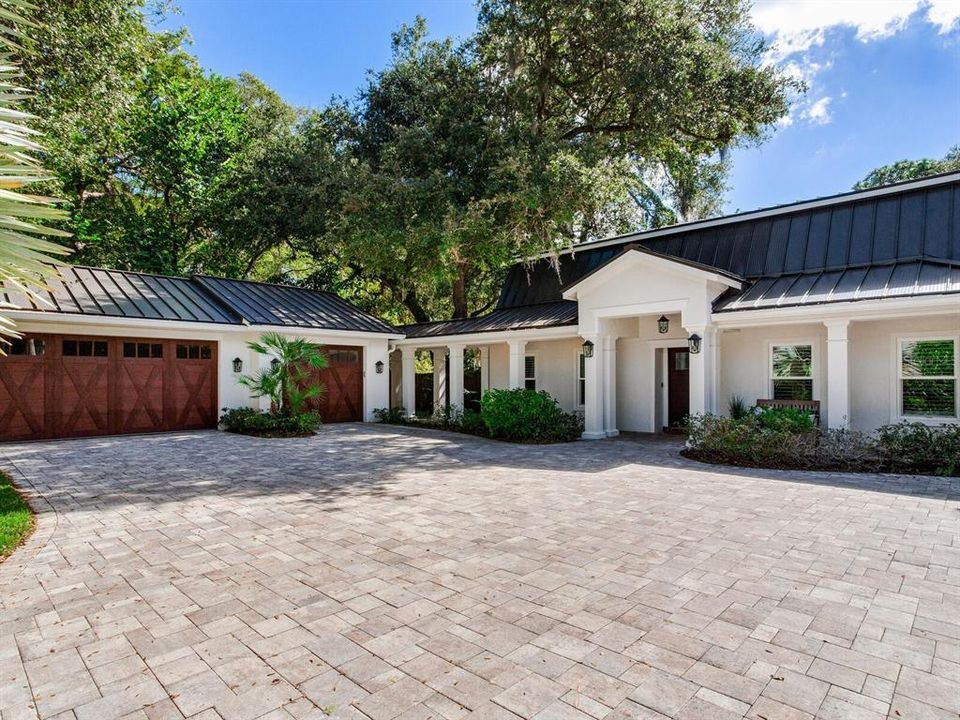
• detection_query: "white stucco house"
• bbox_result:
[1,172,958,442]
[392,172,960,437]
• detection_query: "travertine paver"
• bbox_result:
[0,425,958,720]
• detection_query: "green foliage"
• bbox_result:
[756,406,816,433]
[460,409,487,435]
[876,422,960,476]
[685,415,958,476]
[854,145,960,190]
[480,388,582,443]
[728,394,749,420]
[0,0,72,349]
[219,407,321,438]
[373,406,408,424]
[238,332,327,418]
[0,470,33,559]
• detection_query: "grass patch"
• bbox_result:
[0,470,34,560]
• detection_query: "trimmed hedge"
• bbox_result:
[220,407,321,437]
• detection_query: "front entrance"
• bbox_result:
[666,346,690,428]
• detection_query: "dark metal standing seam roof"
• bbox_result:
[1,265,398,334]
[193,275,397,334]
[401,301,578,339]
[1,265,243,324]
[496,173,960,313]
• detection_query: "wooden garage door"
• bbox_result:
[302,345,364,423]
[0,334,217,441]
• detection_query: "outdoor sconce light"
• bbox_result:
[375,360,384,374]
[271,357,281,369]
[657,315,669,334]
[582,339,594,358]
[232,357,243,373]
[688,333,702,354]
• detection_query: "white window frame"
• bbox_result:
[524,354,537,391]
[893,334,959,424]
[766,339,818,401]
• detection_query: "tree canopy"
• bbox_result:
[854,145,960,190]
[29,0,799,323]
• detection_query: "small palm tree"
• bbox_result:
[238,332,328,417]
[0,1,72,351]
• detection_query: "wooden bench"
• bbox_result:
[756,398,821,426]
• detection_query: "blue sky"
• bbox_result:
[160,0,959,214]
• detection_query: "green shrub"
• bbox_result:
[876,422,960,476]
[220,407,321,437]
[460,409,487,435]
[373,406,407,424]
[480,388,582,443]
[756,405,816,432]
[728,394,750,420]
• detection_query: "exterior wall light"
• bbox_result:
[582,339,594,358]
[688,334,702,354]
[232,357,243,373]
[657,315,669,334]
[271,358,281,369]
[375,360,384,374]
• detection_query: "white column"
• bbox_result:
[447,343,465,411]
[582,335,605,440]
[602,335,619,437]
[825,319,850,429]
[507,339,527,389]
[431,348,447,412]
[478,346,488,397]
[707,327,720,415]
[400,347,417,418]
[686,325,716,417]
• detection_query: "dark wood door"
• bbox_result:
[0,334,218,441]
[304,345,364,423]
[667,347,690,428]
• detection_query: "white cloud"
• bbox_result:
[751,1,959,128]
[753,0,960,63]
[803,96,833,124]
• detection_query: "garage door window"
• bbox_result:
[327,348,360,363]
[7,337,44,355]
[176,343,212,360]
[63,339,108,357]
[123,342,163,359]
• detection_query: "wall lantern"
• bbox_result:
[657,315,669,334]
[688,333,702,354]
[232,357,243,373]
[375,360,385,374]
[582,339,594,358]
[271,357,281,369]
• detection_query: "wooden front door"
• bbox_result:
[0,334,218,441]
[667,347,690,428]
[303,345,364,423]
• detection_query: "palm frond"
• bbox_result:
[0,0,72,353]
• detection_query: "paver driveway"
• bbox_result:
[1,426,958,720]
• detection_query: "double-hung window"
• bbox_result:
[524,355,536,390]
[770,344,813,400]
[898,337,957,420]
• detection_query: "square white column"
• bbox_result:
[582,335,605,439]
[825,319,850,429]
[507,339,527,389]
[400,347,417,418]
[447,343,465,411]
[478,346,488,399]
[686,325,716,417]
[431,347,447,412]
[602,335,619,437]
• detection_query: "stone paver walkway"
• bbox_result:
[0,425,958,720]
